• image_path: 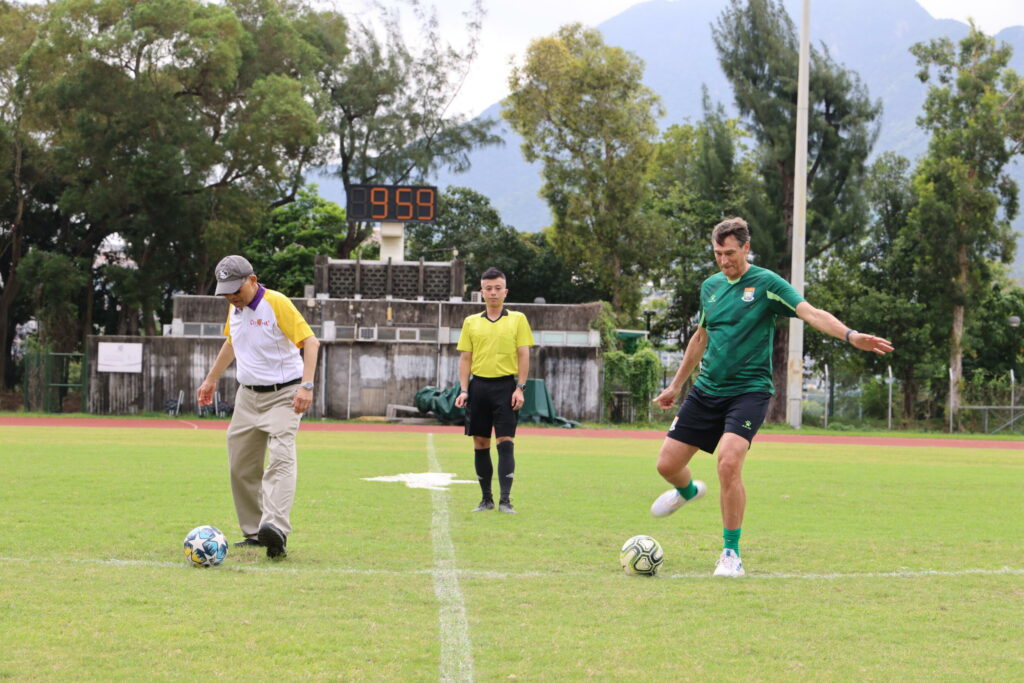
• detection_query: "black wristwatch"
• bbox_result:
[516,383,527,390]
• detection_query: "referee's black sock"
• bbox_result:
[497,440,515,501]
[474,448,493,500]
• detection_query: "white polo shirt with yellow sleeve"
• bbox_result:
[222,285,313,387]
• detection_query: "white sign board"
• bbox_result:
[97,342,143,373]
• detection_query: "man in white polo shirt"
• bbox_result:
[197,255,320,560]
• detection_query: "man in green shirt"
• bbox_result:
[650,217,893,577]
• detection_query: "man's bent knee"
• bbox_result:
[656,438,698,479]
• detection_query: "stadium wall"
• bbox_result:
[86,297,604,421]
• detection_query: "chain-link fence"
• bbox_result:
[801,366,1022,434]
[22,348,86,413]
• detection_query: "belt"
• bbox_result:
[244,378,300,393]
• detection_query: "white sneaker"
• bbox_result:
[713,548,745,577]
[650,480,707,518]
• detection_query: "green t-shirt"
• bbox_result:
[694,265,805,396]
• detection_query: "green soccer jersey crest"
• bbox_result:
[694,265,805,396]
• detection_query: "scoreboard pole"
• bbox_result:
[379,221,405,262]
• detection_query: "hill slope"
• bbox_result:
[433,0,1024,278]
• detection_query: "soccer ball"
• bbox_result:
[183,525,228,567]
[620,534,664,576]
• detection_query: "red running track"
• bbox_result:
[1,416,1021,449]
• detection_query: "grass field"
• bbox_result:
[2,424,1023,681]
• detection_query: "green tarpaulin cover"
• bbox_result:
[414,379,578,428]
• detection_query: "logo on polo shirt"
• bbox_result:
[249,319,272,327]
[742,287,755,302]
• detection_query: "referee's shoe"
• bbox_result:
[471,498,495,512]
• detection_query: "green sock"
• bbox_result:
[723,527,741,555]
[676,481,699,500]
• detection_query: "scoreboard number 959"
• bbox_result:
[346,184,437,223]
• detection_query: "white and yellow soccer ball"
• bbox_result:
[183,525,228,568]
[619,534,664,576]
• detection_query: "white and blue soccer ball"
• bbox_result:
[620,534,664,576]
[183,525,228,568]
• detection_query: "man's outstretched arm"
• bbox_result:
[795,302,894,355]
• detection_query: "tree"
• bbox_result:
[712,0,881,421]
[0,0,49,387]
[7,0,343,344]
[805,153,946,421]
[908,25,1024,425]
[328,1,500,258]
[503,24,667,318]
[240,185,347,297]
[406,186,604,304]
[645,96,756,347]
[16,251,89,353]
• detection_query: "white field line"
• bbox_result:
[2,556,1022,581]
[426,432,474,683]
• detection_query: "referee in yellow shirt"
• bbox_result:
[454,268,535,514]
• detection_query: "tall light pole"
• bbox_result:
[1010,315,1020,428]
[786,0,811,428]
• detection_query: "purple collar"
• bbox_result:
[239,284,265,311]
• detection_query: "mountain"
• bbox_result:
[432,0,1024,278]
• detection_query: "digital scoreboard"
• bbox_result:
[346,184,437,223]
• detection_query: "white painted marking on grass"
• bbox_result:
[425,432,475,682]
[2,556,1022,582]
[361,472,476,491]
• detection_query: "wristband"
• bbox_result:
[845,329,858,343]
[459,389,468,394]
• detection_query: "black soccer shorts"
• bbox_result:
[464,375,518,438]
[666,386,772,454]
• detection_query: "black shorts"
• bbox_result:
[465,375,518,438]
[666,386,771,454]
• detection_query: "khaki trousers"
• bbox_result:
[227,385,302,539]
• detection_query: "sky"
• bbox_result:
[329,0,1024,118]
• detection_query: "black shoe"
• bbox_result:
[471,498,495,512]
[257,523,287,559]
[233,538,263,548]
[498,499,516,514]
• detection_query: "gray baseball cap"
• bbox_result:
[214,255,254,294]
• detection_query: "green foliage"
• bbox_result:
[240,184,346,297]
[16,250,88,352]
[907,24,1024,416]
[602,346,662,422]
[645,96,757,347]
[7,0,341,337]
[713,0,880,277]
[328,2,500,257]
[806,152,947,420]
[504,24,666,315]
[591,301,620,352]
[407,187,604,304]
